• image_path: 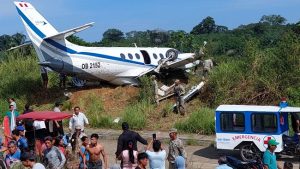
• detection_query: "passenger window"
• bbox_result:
[252,113,277,133]
[153,54,158,59]
[220,113,245,132]
[128,53,133,60]
[159,53,164,59]
[120,53,126,59]
[135,53,140,59]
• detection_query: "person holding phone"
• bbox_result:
[146,137,166,169]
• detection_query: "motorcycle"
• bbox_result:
[281,134,300,156]
[226,156,264,169]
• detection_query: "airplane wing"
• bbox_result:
[43,22,94,40]
[116,67,155,78]
[153,53,199,73]
[164,53,197,69]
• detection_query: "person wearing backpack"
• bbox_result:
[43,136,66,169]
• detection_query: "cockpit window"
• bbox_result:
[153,54,158,59]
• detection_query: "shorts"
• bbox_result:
[88,160,102,169]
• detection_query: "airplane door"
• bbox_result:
[140,50,151,64]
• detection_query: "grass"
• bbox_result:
[186,138,199,146]
[0,50,40,117]
[122,100,154,130]
[76,92,115,128]
[175,107,215,135]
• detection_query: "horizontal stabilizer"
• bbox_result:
[7,41,32,51]
[43,22,94,40]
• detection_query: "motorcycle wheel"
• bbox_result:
[240,144,261,161]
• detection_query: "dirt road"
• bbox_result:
[79,128,299,169]
[86,139,299,169]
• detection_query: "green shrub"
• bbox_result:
[138,76,154,103]
[175,107,215,134]
[160,102,174,117]
[0,50,41,117]
[77,93,114,128]
[122,100,153,130]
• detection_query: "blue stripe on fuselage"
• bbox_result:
[16,7,46,38]
[16,6,155,67]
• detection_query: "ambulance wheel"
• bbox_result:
[240,143,261,161]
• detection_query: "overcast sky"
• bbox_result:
[1,0,299,42]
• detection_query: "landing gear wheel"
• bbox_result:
[71,77,86,87]
[240,144,261,161]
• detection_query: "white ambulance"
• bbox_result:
[215,104,300,161]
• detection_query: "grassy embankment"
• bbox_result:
[1,30,300,134]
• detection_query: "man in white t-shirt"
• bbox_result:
[69,106,89,133]
[146,140,166,169]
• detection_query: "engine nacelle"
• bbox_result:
[166,49,178,61]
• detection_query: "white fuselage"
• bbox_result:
[15,1,195,85]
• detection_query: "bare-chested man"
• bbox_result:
[86,133,108,169]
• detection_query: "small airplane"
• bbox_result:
[14,1,205,86]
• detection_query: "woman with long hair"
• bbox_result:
[119,140,138,169]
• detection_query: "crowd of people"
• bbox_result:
[1,97,299,169]
[0,98,188,169]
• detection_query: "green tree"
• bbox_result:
[215,25,229,33]
[149,29,169,46]
[260,15,287,25]
[0,33,26,51]
[67,35,92,46]
[191,16,216,35]
[102,28,124,41]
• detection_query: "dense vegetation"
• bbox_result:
[1,15,300,133]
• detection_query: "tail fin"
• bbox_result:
[14,1,58,40]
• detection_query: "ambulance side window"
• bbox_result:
[251,113,277,133]
[220,112,245,132]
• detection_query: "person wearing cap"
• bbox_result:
[167,128,187,169]
[5,141,21,168]
[12,129,28,153]
[115,122,148,159]
[16,125,25,137]
[263,139,282,169]
[5,125,26,140]
[173,79,185,115]
[21,151,45,169]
